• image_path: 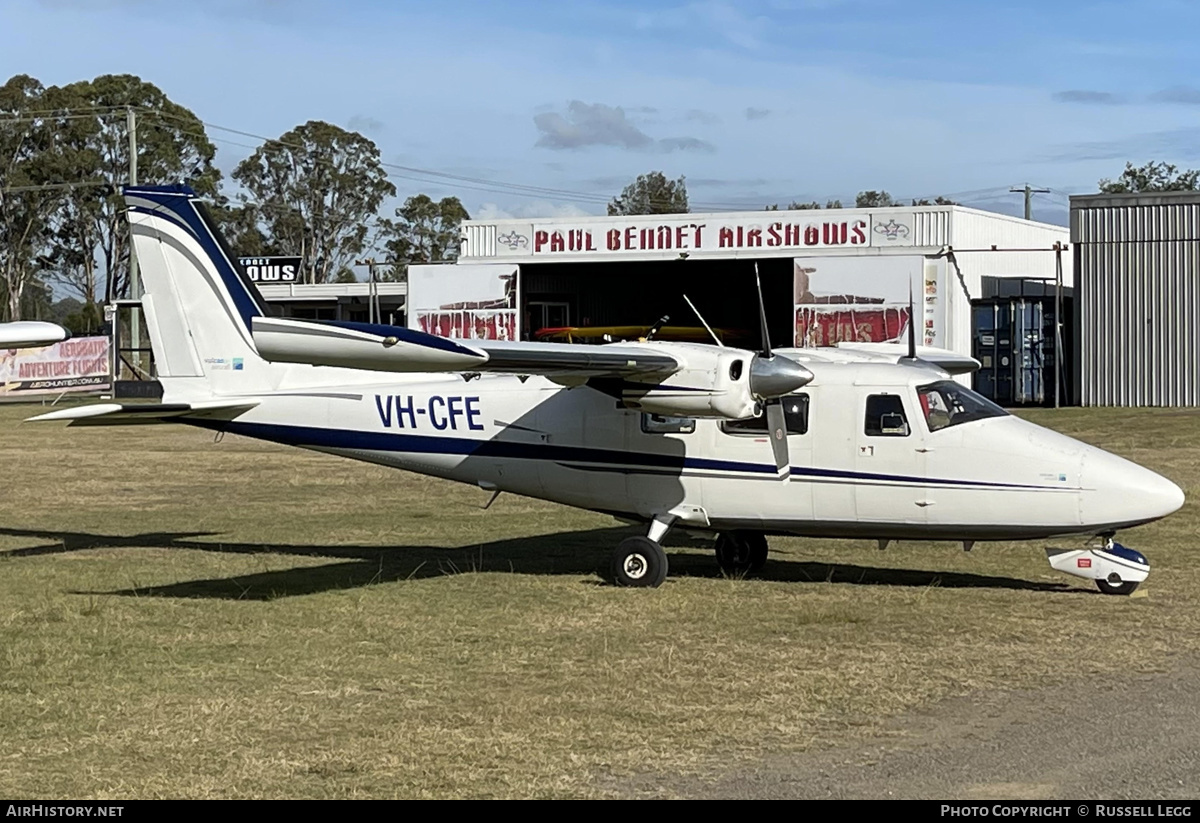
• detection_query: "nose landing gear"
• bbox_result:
[612,536,668,588]
[1045,537,1150,595]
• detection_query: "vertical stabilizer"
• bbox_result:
[124,185,276,398]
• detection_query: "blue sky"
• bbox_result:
[4,0,1199,224]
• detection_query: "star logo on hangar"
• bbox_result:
[874,219,911,240]
[497,231,529,250]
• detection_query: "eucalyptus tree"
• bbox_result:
[607,171,689,216]
[233,121,396,283]
[377,193,469,280]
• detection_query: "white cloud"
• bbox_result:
[474,200,598,220]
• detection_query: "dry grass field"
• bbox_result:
[1,402,1197,798]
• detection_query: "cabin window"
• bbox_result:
[721,394,809,436]
[641,413,696,434]
[864,394,910,437]
[917,380,1009,432]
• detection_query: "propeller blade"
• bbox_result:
[765,399,790,480]
[754,262,771,356]
[906,279,917,360]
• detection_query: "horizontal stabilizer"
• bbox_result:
[835,342,981,375]
[251,317,682,378]
[26,399,259,427]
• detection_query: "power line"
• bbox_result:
[0,180,110,194]
[0,103,1079,214]
[0,106,132,122]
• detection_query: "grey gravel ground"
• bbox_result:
[615,654,1200,799]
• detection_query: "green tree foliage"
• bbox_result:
[1099,161,1200,193]
[208,200,275,258]
[51,74,219,303]
[911,196,957,206]
[765,199,843,210]
[377,194,469,280]
[0,75,63,321]
[607,171,688,215]
[855,190,898,208]
[233,121,396,284]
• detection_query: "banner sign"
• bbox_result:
[795,306,911,347]
[416,310,518,341]
[408,263,519,341]
[0,336,111,396]
[793,255,943,347]
[238,256,301,283]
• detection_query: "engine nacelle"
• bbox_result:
[603,343,760,419]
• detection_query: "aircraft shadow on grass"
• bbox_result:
[0,525,1075,600]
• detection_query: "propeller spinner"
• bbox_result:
[748,264,813,479]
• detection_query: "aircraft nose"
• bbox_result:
[1082,449,1185,528]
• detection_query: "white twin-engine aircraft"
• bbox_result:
[31,186,1184,594]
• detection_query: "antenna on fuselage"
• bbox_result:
[683,294,724,348]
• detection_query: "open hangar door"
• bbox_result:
[518,257,795,346]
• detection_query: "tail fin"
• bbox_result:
[125,185,276,398]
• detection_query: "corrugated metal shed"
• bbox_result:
[1072,191,1200,406]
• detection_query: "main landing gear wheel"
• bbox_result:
[612,536,668,588]
[714,531,769,575]
[1096,577,1140,596]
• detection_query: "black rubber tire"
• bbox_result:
[714,531,769,575]
[612,536,668,588]
[1096,578,1140,596]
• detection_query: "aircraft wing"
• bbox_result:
[0,321,69,349]
[251,317,682,378]
[834,342,981,375]
[27,399,260,427]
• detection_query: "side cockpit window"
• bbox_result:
[917,380,1009,432]
[641,414,696,434]
[865,394,910,437]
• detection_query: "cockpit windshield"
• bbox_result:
[917,380,1009,432]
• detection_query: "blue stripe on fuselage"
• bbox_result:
[191,419,1067,491]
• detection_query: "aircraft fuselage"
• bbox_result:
[192,366,1183,542]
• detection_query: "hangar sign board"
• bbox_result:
[529,215,871,256]
[471,212,922,260]
[238,256,301,283]
[0,336,111,396]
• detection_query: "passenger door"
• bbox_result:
[854,390,927,526]
[703,393,813,527]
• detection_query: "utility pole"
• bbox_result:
[127,106,142,378]
[356,257,380,324]
[1010,183,1051,221]
[1053,241,1065,409]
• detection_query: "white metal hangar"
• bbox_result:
[411,204,1072,406]
[1071,190,1200,407]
